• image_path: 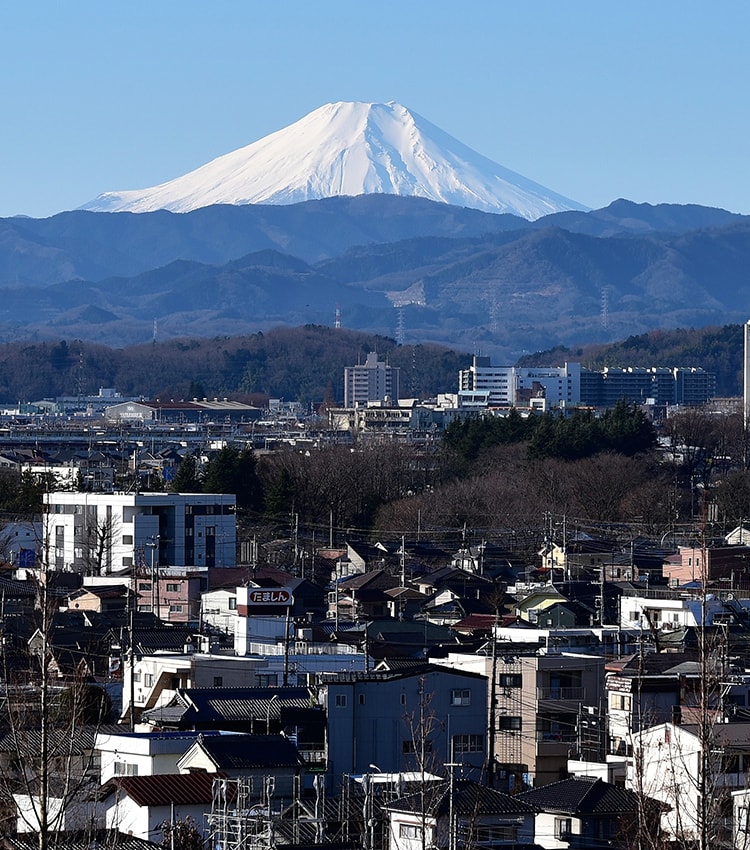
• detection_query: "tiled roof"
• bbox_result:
[518,776,642,815]
[180,686,314,722]
[0,724,123,755]
[191,733,304,769]
[2,829,159,850]
[388,779,534,817]
[102,771,220,806]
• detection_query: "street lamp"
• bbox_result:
[266,693,279,734]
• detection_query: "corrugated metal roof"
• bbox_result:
[102,771,220,806]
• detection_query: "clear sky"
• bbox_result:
[2,0,749,219]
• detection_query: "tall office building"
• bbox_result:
[343,351,400,408]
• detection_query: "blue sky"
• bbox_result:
[2,1,749,218]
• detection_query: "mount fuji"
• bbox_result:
[80,101,588,220]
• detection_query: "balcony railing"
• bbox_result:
[537,731,577,744]
[537,686,584,701]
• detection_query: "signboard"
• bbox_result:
[246,588,294,607]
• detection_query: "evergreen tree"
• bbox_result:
[170,455,202,493]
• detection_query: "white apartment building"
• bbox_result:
[42,491,236,574]
[457,356,582,408]
[343,351,400,408]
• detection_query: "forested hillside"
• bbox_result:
[517,323,744,397]
[0,326,469,404]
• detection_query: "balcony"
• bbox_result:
[537,686,585,701]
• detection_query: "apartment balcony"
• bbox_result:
[537,685,585,702]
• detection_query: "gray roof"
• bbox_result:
[518,776,646,815]
[387,779,534,817]
[191,733,304,769]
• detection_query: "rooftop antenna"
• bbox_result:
[152,318,158,346]
[334,304,341,329]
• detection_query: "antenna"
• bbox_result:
[395,306,405,344]
[334,304,341,329]
[152,318,158,345]
[601,287,609,331]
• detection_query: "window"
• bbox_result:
[359,694,365,705]
[554,818,572,839]
[498,716,522,731]
[169,604,183,613]
[335,694,348,708]
[114,762,138,776]
[213,676,223,687]
[228,597,237,610]
[138,582,152,591]
[399,824,423,840]
[144,673,153,687]
[451,689,471,706]
[499,673,522,688]
[122,535,133,545]
[452,734,483,753]
[166,583,181,592]
[122,556,133,567]
[257,674,278,687]
[133,672,141,683]
[474,825,517,843]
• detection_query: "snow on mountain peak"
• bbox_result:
[79,101,588,219]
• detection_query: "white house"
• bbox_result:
[200,587,237,634]
[96,729,225,782]
[631,721,750,845]
[102,772,216,841]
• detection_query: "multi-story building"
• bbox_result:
[581,366,716,407]
[435,648,604,789]
[42,491,236,574]
[458,357,581,408]
[456,358,715,411]
[320,667,487,791]
[344,351,400,408]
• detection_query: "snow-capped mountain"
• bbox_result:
[80,101,588,219]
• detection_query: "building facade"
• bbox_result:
[344,352,400,408]
[42,492,236,574]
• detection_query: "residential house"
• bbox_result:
[518,775,663,849]
[139,687,327,771]
[102,771,217,841]
[200,587,238,634]
[320,666,488,790]
[95,730,227,782]
[121,649,266,724]
[176,733,304,797]
[632,721,750,846]
[134,569,203,623]
[385,779,535,850]
[665,544,750,587]
[67,584,131,614]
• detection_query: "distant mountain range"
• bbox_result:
[79,101,587,219]
[1,197,750,359]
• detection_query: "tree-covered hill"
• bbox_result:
[0,326,471,405]
[517,324,745,397]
